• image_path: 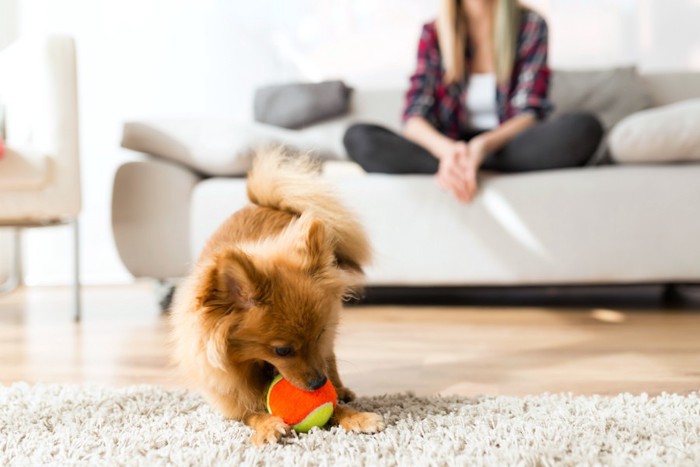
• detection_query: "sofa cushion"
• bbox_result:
[121,119,347,176]
[608,99,700,164]
[0,147,50,191]
[550,67,653,131]
[190,165,700,285]
[254,80,352,129]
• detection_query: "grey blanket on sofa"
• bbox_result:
[253,80,352,129]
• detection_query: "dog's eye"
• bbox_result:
[273,346,294,357]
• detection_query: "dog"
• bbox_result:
[170,149,385,445]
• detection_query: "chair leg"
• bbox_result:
[72,219,82,322]
[157,279,177,313]
[13,228,23,286]
[0,228,22,294]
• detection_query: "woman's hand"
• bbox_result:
[435,137,491,203]
[436,141,480,203]
[466,136,489,168]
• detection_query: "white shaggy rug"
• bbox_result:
[1,384,699,466]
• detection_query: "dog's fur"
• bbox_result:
[170,149,384,444]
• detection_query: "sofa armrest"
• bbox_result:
[122,119,350,177]
[112,159,200,279]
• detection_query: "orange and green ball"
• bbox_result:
[266,375,337,433]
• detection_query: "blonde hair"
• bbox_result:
[437,0,521,84]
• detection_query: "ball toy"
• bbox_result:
[266,374,337,433]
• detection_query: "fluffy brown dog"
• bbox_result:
[170,149,384,445]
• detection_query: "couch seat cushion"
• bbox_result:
[190,165,700,286]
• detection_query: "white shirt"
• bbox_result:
[466,73,499,130]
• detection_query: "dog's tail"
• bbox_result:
[246,147,371,271]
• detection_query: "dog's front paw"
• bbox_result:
[340,411,384,433]
[336,408,385,434]
[250,415,291,446]
[336,386,356,403]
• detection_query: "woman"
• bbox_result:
[343,0,603,203]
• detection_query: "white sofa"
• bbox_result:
[112,70,700,292]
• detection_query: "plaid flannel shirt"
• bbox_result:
[403,9,553,139]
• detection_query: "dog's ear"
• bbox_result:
[303,219,343,275]
[299,218,367,286]
[302,219,366,299]
[197,248,269,311]
[304,219,328,270]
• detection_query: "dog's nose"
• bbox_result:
[307,374,327,390]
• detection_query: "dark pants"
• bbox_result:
[343,112,604,174]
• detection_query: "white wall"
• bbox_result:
[547,0,700,71]
[0,0,19,50]
[547,0,639,69]
[638,0,700,71]
[8,0,700,285]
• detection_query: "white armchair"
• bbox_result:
[0,35,82,320]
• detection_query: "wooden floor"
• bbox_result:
[1,283,699,397]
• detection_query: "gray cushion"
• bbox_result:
[550,67,653,131]
[253,80,352,129]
